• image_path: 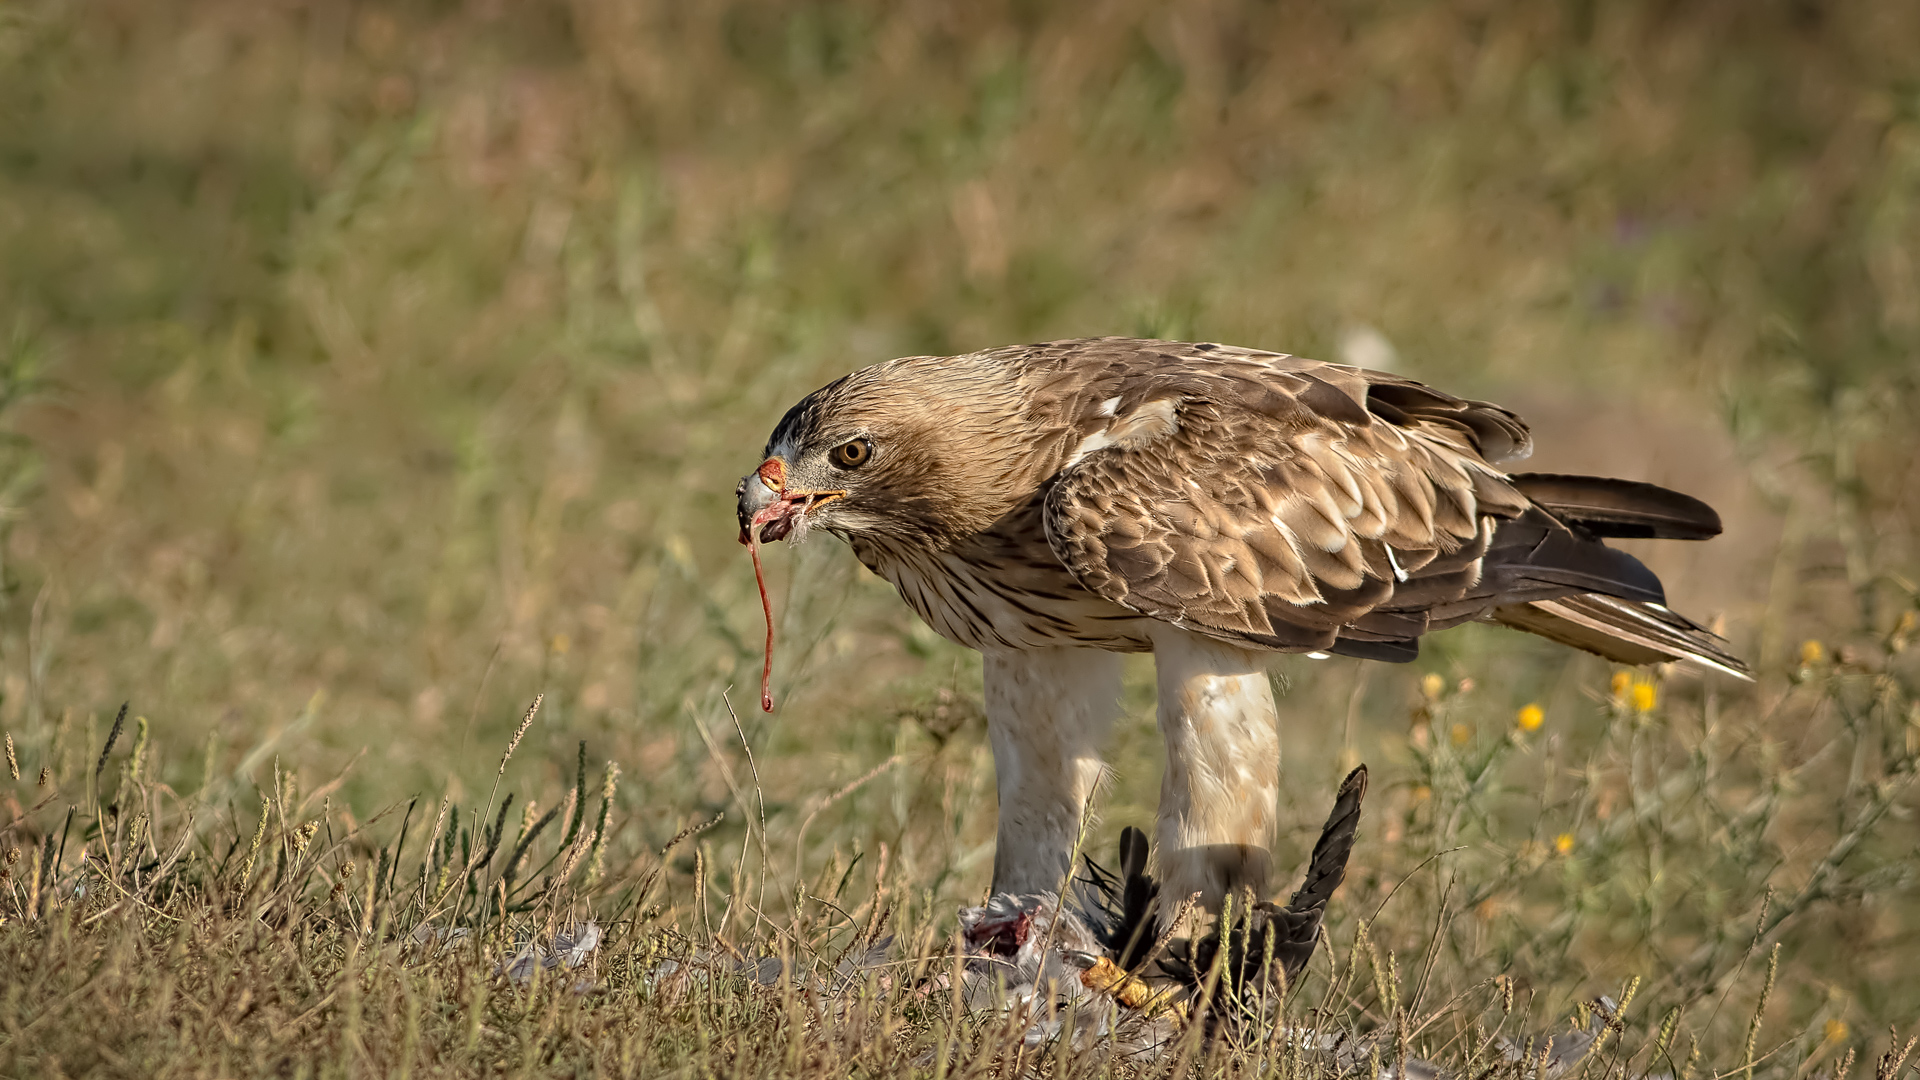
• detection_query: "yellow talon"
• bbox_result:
[1078,956,1187,1020]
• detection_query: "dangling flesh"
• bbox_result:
[739,468,799,714]
[747,533,775,712]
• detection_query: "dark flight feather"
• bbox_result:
[1509,473,1723,541]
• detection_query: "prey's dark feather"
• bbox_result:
[1080,766,1370,1002]
[1254,764,1368,981]
[1076,826,1161,972]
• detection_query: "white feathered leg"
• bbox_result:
[983,647,1124,895]
[1149,628,1279,919]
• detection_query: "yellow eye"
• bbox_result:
[829,438,872,469]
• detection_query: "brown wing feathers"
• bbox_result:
[1036,339,1748,677]
[1363,377,1533,463]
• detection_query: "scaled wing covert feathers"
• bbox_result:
[1034,341,1622,658]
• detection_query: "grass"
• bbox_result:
[2,0,1919,1074]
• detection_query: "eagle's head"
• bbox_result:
[736,355,1033,551]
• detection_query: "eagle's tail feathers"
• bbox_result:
[1491,594,1752,680]
[1508,473,1723,540]
[1489,508,1668,603]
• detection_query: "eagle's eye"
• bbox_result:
[829,438,873,469]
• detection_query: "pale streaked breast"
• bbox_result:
[849,514,1157,654]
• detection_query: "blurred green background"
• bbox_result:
[2,0,1918,1048]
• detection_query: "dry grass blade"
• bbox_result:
[661,812,725,858]
[792,754,901,885]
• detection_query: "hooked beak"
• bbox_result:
[735,458,845,544]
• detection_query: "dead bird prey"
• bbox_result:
[737,337,1750,918]
[954,766,1368,1048]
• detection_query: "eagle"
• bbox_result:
[737,337,1748,916]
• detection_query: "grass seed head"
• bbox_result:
[240,792,272,887]
[127,715,149,783]
[500,694,542,776]
[93,701,128,789]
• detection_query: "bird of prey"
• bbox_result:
[736,337,1748,916]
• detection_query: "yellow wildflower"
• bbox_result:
[1554,833,1575,855]
[1411,785,1432,803]
[1824,1018,1849,1043]
[1420,673,1444,700]
[1516,703,1544,732]
[1630,680,1657,712]
[1450,722,1471,746]
[1610,670,1632,701]
[1799,639,1824,666]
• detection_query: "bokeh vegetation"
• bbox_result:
[2,0,1918,1075]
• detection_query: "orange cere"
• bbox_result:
[757,457,786,491]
